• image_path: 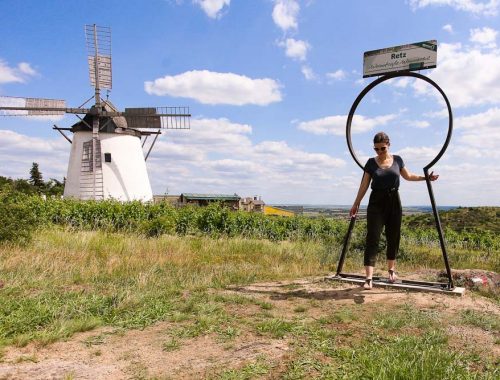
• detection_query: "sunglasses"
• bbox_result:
[373,146,387,152]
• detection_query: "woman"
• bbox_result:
[350,132,439,290]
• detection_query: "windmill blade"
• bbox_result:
[0,96,66,116]
[124,107,191,130]
[124,107,162,129]
[157,106,191,129]
[85,24,112,90]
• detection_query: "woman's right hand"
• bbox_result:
[349,204,359,218]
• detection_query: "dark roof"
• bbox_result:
[70,100,130,134]
[181,193,240,201]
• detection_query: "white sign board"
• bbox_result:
[363,40,437,78]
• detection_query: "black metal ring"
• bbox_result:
[346,72,453,171]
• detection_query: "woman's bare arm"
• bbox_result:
[350,172,371,217]
[401,167,439,182]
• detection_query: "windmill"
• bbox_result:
[0,24,190,201]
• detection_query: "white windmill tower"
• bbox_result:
[0,24,190,201]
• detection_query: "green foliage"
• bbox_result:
[1,164,64,197]
[406,206,500,234]
[0,190,39,244]
[29,162,44,188]
[1,195,499,255]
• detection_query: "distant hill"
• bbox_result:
[404,207,500,233]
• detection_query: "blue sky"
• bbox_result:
[1,0,499,206]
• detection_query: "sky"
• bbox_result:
[0,0,499,206]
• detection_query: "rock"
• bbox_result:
[437,269,499,289]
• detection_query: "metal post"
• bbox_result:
[424,169,454,289]
[53,125,72,144]
[145,131,161,161]
[335,216,357,276]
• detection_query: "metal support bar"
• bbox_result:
[141,135,149,148]
[145,131,161,161]
[53,125,72,144]
[335,216,356,276]
[424,169,454,289]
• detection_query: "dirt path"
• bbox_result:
[1,275,498,380]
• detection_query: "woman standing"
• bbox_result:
[350,132,439,289]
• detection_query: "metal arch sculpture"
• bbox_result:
[334,71,456,292]
[345,72,453,171]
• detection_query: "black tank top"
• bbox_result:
[364,155,405,190]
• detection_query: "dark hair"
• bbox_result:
[373,132,390,144]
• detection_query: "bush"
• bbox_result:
[0,190,39,244]
[1,193,498,253]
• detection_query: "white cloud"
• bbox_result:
[455,106,500,129]
[355,78,366,86]
[167,117,253,154]
[456,126,500,154]
[280,38,309,61]
[193,0,230,19]
[394,145,441,165]
[453,110,500,156]
[144,70,282,106]
[424,108,450,119]
[301,65,317,81]
[0,129,68,179]
[326,69,347,81]
[0,60,38,84]
[469,26,498,48]
[145,117,346,200]
[448,107,500,162]
[412,42,500,108]
[407,120,431,128]
[297,114,397,136]
[391,77,412,88]
[409,0,499,16]
[272,0,300,32]
[443,24,454,33]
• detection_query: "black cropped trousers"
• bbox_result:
[364,189,402,267]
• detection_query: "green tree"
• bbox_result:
[45,178,65,197]
[29,162,44,189]
[12,179,37,195]
[0,175,13,189]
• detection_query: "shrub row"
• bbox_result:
[1,191,499,252]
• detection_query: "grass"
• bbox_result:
[0,228,327,348]
[0,226,498,379]
[213,356,270,380]
[460,309,500,332]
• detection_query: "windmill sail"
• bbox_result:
[85,24,112,90]
[124,107,191,130]
[0,96,66,116]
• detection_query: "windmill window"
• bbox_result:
[105,153,112,163]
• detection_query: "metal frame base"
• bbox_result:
[327,274,465,296]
